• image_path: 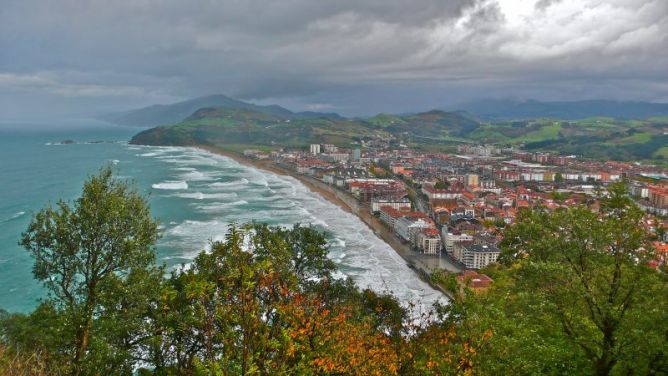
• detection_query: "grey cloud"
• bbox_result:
[0,0,666,121]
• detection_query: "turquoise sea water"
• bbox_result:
[0,124,442,313]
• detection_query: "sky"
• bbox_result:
[1,0,667,123]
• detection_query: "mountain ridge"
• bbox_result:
[100,94,343,127]
[456,99,668,120]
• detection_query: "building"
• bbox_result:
[349,180,406,203]
[457,244,500,269]
[310,144,321,155]
[417,227,442,254]
[649,186,668,207]
[456,270,493,292]
[352,148,361,161]
[370,197,411,213]
[321,153,349,163]
[422,185,463,200]
[379,206,408,229]
[322,144,338,153]
[465,174,479,188]
[395,217,433,242]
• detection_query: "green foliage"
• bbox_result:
[3,172,667,375]
[11,166,163,375]
[434,180,450,190]
[446,183,668,375]
[147,223,422,374]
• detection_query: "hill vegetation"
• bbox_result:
[457,99,668,120]
[102,94,667,164]
[130,104,668,164]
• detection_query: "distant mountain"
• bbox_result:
[100,94,342,127]
[458,99,668,120]
[130,106,389,147]
[129,106,480,148]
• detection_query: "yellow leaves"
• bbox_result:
[482,329,493,341]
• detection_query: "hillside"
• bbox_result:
[130,104,668,163]
[458,99,668,120]
[467,117,668,161]
[101,94,342,127]
[368,110,480,138]
[130,107,392,148]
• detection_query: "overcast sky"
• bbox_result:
[1,0,667,122]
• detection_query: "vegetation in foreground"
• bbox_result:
[0,168,666,375]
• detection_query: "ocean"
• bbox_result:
[0,123,442,313]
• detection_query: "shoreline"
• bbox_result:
[197,144,452,297]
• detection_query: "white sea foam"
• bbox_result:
[152,181,188,190]
[173,192,238,200]
[194,200,249,211]
[249,178,269,187]
[165,219,230,254]
[208,178,249,188]
[179,170,218,181]
[1,211,26,223]
[139,152,159,157]
[144,146,445,310]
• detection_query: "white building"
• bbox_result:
[395,217,433,242]
[442,229,473,252]
[371,198,411,213]
[310,144,321,155]
[458,244,500,269]
[417,228,442,254]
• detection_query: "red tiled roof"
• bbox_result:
[457,271,493,289]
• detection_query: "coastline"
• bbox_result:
[197,144,453,297]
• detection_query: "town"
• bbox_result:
[242,141,668,293]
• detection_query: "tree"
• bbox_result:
[147,223,466,374]
[493,183,668,375]
[554,172,564,183]
[434,180,450,190]
[18,166,161,374]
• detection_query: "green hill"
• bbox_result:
[130,107,391,148]
[130,105,668,163]
[467,117,668,161]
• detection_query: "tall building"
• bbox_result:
[465,174,479,188]
[309,144,321,155]
[352,148,361,161]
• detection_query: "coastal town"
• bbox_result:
[241,142,668,293]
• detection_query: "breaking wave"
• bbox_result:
[152,181,188,190]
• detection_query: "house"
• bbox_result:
[456,270,493,291]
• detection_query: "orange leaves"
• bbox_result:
[276,295,400,374]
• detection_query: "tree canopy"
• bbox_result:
[440,183,668,375]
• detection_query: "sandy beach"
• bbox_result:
[198,145,456,296]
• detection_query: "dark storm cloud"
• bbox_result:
[0,0,667,121]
